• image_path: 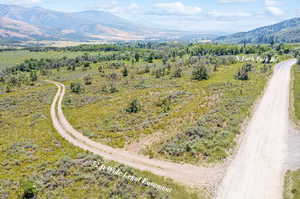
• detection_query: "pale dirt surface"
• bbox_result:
[286,125,300,170]
[125,131,164,153]
[216,59,297,199]
[47,80,225,194]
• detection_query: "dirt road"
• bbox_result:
[47,80,224,192]
[216,59,297,199]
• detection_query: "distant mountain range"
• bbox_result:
[216,17,300,44]
[0,4,146,42]
[1,3,300,44]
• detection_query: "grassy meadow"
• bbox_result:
[0,50,101,71]
[0,79,205,199]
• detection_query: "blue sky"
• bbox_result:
[0,0,299,33]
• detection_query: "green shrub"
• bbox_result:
[235,63,252,80]
[192,65,209,80]
[20,180,37,199]
[126,99,141,113]
[30,71,38,82]
[70,82,84,93]
[84,75,92,85]
[297,57,300,65]
[157,97,172,112]
[6,85,11,93]
[173,68,183,78]
[155,68,167,78]
[122,67,129,77]
[98,65,104,73]
[83,62,90,68]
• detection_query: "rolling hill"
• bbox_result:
[216,17,300,44]
[0,4,144,42]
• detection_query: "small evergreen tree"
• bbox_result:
[192,65,209,80]
[135,52,140,62]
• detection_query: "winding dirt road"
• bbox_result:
[216,59,297,199]
[47,59,296,198]
[47,80,224,191]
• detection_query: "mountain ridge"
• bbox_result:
[0,4,144,42]
[216,17,300,44]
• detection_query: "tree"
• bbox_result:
[122,67,128,77]
[126,99,141,113]
[134,52,140,62]
[297,57,300,65]
[192,65,209,80]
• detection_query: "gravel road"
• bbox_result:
[216,59,297,199]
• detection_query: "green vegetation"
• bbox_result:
[284,59,300,199]
[0,81,203,199]
[70,82,84,93]
[126,99,142,113]
[158,62,272,162]
[192,65,209,81]
[235,63,253,80]
[0,43,295,198]
[0,50,91,70]
[293,62,300,120]
[284,170,300,199]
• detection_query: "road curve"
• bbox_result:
[216,59,297,199]
[47,80,224,190]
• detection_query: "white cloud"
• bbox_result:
[266,6,284,16]
[208,11,252,18]
[152,2,202,16]
[264,0,284,16]
[94,1,140,15]
[0,0,41,5]
[219,0,255,3]
[265,0,281,6]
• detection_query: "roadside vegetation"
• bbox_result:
[293,59,300,121]
[285,170,300,199]
[284,57,300,199]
